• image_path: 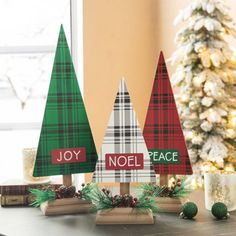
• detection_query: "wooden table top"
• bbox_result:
[0,190,235,236]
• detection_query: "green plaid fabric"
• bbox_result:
[33,25,98,177]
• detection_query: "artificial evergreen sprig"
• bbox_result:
[87,187,114,211]
[77,183,98,201]
[30,186,56,207]
[171,178,193,198]
[139,178,193,199]
[134,195,158,213]
[88,187,158,213]
[30,183,97,207]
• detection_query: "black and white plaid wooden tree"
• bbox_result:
[93,79,156,183]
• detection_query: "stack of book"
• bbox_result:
[0,180,61,206]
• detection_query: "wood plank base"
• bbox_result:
[40,198,93,216]
[96,208,154,225]
[156,197,182,213]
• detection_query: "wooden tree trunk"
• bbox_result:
[63,175,72,187]
[120,183,130,195]
[160,174,168,186]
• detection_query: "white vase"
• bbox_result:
[204,172,236,212]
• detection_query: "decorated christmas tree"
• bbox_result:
[170,0,236,181]
[33,25,98,186]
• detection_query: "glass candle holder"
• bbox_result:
[204,172,236,212]
[22,148,50,184]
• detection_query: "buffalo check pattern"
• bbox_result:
[143,52,193,175]
[33,25,98,177]
[93,79,156,183]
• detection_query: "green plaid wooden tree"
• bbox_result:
[33,25,98,177]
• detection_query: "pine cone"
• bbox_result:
[67,186,76,197]
[58,185,67,195]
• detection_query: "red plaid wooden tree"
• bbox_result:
[144,52,192,184]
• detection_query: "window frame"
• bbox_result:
[0,0,83,131]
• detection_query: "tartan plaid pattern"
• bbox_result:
[33,25,98,177]
[143,52,193,175]
[0,184,61,196]
[93,80,156,183]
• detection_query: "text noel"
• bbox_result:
[105,153,144,170]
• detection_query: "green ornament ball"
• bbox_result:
[211,202,228,220]
[181,202,198,219]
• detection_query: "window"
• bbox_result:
[0,0,83,182]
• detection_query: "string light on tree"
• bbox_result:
[224,164,235,173]
[228,111,236,128]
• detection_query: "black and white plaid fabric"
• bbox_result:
[93,79,156,183]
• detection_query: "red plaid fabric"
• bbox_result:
[143,52,193,175]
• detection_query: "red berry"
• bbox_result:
[133,198,138,202]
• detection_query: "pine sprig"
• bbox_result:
[87,187,113,211]
[30,183,98,207]
[134,195,158,213]
[29,187,56,207]
[88,187,158,213]
[79,183,98,201]
[139,178,193,199]
[172,179,193,198]
[139,183,162,197]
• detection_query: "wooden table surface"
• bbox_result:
[0,190,235,236]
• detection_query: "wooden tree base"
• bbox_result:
[40,198,92,216]
[96,208,154,225]
[155,197,182,213]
